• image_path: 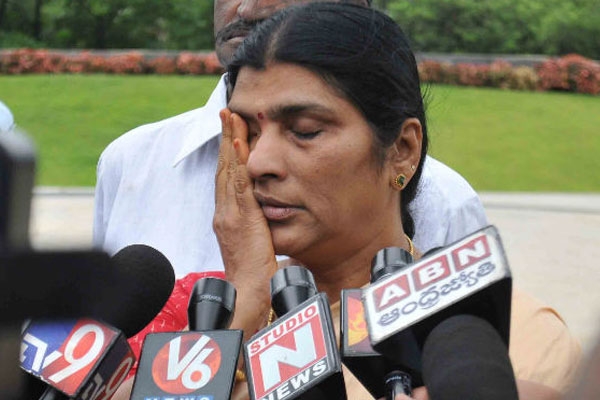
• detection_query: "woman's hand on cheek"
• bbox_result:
[214,108,278,338]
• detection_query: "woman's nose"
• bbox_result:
[246,129,287,181]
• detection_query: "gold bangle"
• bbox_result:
[235,368,247,382]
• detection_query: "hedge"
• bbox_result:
[1,49,598,95]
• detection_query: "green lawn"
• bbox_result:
[425,85,600,191]
[1,75,598,191]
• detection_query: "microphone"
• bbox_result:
[362,226,513,392]
[98,244,177,338]
[0,127,36,251]
[244,266,346,400]
[421,314,519,400]
[340,247,417,399]
[19,244,176,400]
[129,277,242,400]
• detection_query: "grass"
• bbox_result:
[425,85,600,191]
[1,74,598,191]
[1,74,220,186]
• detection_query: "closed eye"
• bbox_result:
[291,129,322,140]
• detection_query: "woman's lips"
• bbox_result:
[261,204,298,221]
[255,194,300,222]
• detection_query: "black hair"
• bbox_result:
[227,2,428,239]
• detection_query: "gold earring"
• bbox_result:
[393,173,407,190]
[411,165,416,171]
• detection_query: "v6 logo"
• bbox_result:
[151,333,222,394]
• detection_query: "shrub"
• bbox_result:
[1,49,597,95]
[488,60,514,89]
[147,56,178,75]
[536,54,600,95]
[507,66,539,91]
[104,52,146,74]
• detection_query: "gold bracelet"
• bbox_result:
[235,368,247,382]
[267,308,275,326]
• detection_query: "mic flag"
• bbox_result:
[340,288,391,399]
[362,225,512,360]
[20,319,135,399]
[244,294,345,400]
[130,278,242,400]
[129,330,241,399]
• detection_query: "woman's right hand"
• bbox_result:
[214,108,278,338]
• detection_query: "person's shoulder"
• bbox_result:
[100,77,226,164]
[411,156,488,251]
[509,288,583,392]
[102,107,205,159]
[420,156,478,199]
[413,156,483,217]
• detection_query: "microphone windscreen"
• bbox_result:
[422,314,518,400]
[188,277,236,331]
[99,244,176,337]
[270,265,317,317]
[370,246,413,283]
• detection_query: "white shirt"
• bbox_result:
[93,76,488,277]
[0,100,15,133]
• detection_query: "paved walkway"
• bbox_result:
[28,188,600,355]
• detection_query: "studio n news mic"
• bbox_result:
[19,244,176,400]
[130,277,242,400]
[362,226,513,394]
[340,247,417,399]
[244,266,346,400]
[422,314,518,400]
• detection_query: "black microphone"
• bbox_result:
[340,247,416,399]
[0,127,36,252]
[362,226,513,394]
[98,244,177,337]
[244,266,346,400]
[19,244,176,400]
[421,314,519,400]
[130,277,242,400]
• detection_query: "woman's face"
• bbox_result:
[227,63,401,266]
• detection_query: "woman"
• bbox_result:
[215,3,579,400]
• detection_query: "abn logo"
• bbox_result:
[151,333,221,394]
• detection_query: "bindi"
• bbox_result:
[257,112,264,120]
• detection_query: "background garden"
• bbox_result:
[1,0,599,191]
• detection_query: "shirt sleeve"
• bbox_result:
[93,149,112,248]
[92,143,123,249]
[509,288,582,393]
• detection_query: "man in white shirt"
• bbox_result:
[93,0,488,278]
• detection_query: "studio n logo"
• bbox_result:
[151,333,222,394]
[247,303,328,400]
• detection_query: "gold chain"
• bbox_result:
[405,233,415,257]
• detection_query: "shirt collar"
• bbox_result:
[172,74,228,167]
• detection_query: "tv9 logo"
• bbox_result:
[151,333,222,394]
[21,319,116,394]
